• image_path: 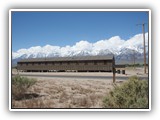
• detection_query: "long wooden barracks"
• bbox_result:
[17,55,115,72]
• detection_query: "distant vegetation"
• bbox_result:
[125,63,148,67]
[103,76,149,108]
[12,75,37,100]
[12,65,17,69]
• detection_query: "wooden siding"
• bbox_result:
[17,56,115,72]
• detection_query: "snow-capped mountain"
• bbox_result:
[12,33,149,66]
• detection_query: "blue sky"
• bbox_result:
[12,11,149,51]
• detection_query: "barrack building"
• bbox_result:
[17,55,115,72]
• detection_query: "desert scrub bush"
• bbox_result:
[12,75,37,100]
[103,76,149,108]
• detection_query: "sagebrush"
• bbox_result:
[103,76,149,108]
[12,75,37,100]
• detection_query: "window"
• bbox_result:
[76,61,79,65]
[104,61,107,65]
[60,62,62,65]
[52,62,55,65]
[68,62,70,65]
[85,62,88,65]
[94,61,97,65]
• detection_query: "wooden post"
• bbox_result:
[113,67,116,83]
[112,56,116,83]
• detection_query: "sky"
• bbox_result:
[12,10,149,52]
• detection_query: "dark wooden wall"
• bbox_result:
[17,60,114,72]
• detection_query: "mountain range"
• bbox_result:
[12,33,149,66]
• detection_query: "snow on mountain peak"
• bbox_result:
[12,33,148,60]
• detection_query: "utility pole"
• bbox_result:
[142,23,147,74]
[137,23,147,74]
[132,50,135,70]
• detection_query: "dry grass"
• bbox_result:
[12,78,124,108]
[12,67,148,109]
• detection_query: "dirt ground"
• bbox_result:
[11,67,148,108]
[12,67,148,77]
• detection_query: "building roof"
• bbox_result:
[18,55,114,63]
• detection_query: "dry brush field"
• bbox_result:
[12,77,124,108]
[12,67,148,109]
